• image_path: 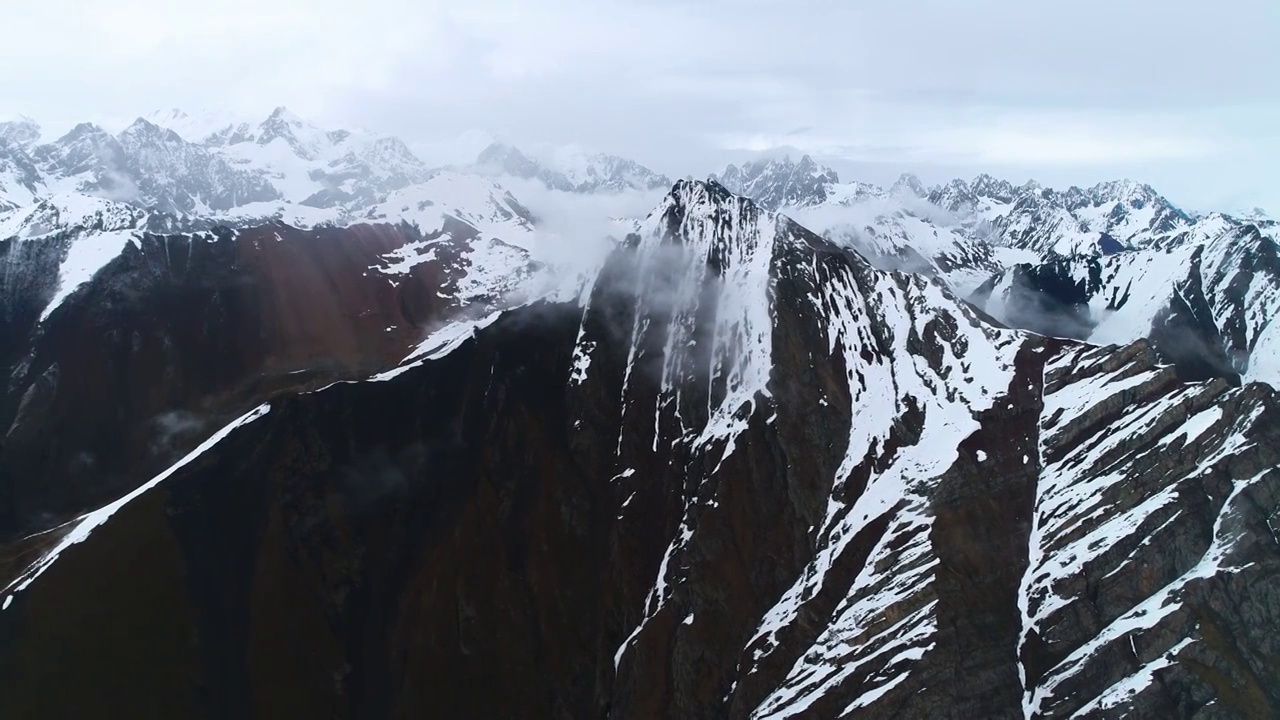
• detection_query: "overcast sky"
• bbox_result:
[4,0,1278,212]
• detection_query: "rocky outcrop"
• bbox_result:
[1,181,1275,718]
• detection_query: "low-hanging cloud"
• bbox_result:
[785,193,970,276]
[92,167,141,203]
[495,175,666,298]
[2,0,1276,213]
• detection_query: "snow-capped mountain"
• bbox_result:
[996,180,1192,255]
[474,141,670,193]
[929,174,1194,255]
[28,123,139,200]
[0,116,42,149]
[140,108,246,144]
[203,106,434,209]
[978,214,1280,386]
[805,205,1001,295]
[2,180,1276,719]
[1,108,440,220]
[5,100,1280,719]
[118,118,282,212]
[714,161,998,292]
[692,161,1280,395]
[11,117,278,214]
[2,107,675,235]
[890,171,928,198]
[0,142,43,212]
[713,154,843,209]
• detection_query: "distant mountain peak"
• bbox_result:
[58,122,111,142]
[477,141,529,163]
[149,108,189,123]
[970,173,1016,203]
[713,154,839,209]
[891,172,927,198]
[119,117,183,144]
[474,141,669,194]
[0,116,42,147]
[267,105,303,123]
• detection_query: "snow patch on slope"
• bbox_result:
[750,251,1023,718]
[2,403,271,610]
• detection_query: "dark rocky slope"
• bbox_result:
[0,181,1277,718]
[0,219,533,542]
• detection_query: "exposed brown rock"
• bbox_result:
[1,183,1277,719]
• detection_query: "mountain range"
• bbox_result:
[0,108,1278,719]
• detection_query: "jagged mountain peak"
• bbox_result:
[118,117,185,145]
[0,116,42,148]
[970,173,1016,202]
[253,106,331,160]
[663,176,758,219]
[149,108,190,122]
[474,140,669,194]
[724,153,838,178]
[363,135,421,164]
[266,105,301,123]
[4,106,445,217]
[54,122,113,143]
[1088,177,1157,201]
[890,172,927,198]
[139,107,237,141]
[927,178,978,212]
[713,154,840,209]
[477,141,536,168]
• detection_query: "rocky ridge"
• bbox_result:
[0,181,1276,718]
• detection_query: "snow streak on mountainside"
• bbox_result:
[1,403,272,610]
[0,193,152,321]
[1018,343,1278,719]
[2,180,1276,719]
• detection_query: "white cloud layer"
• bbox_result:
[2,0,1278,212]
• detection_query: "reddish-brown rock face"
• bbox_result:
[1,183,1278,719]
[0,219,529,542]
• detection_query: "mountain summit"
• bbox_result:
[713,154,841,209]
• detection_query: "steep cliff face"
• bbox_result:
[0,219,535,541]
[0,182,1277,719]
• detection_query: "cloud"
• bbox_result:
[717,110,1224,166]
[92,167,142,203]
[1,0,1278,212]
[495,176,666,298]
